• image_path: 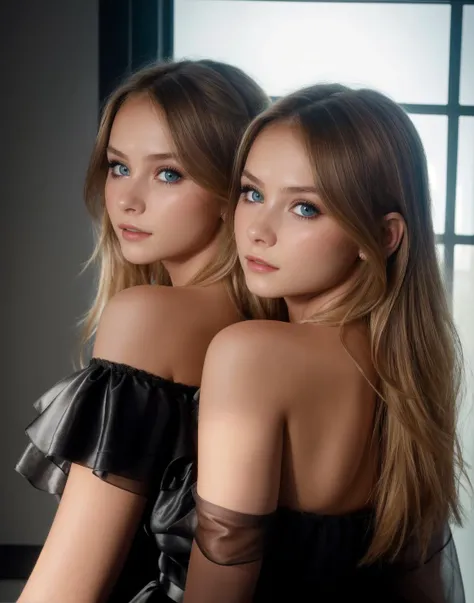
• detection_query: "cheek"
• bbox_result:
[183,189,221,226]
[104,176,126,220]
[155,185,221,232]
[288,225,358,277]
[317,231,359,277]
[233,204,248,250]
[329,231,359,261]
[104,178,115,212]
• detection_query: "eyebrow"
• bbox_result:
[242,169,264,187]
[107,146,178,161]
[242,169,320,195]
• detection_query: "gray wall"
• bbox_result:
[0,0,98,544]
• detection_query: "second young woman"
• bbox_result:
[184,84,466,602]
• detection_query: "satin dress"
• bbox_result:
[16,358,198,602]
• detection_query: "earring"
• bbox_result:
[359,252,367,261]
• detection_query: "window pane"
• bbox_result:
[460,6,474,106]
[409,115,447,235]
[456,117,474,235]
[174,0,451,104]
[452,245,474,603]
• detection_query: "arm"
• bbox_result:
[18,286,176,603]
[183,323,285,603]
[19,464,146,603]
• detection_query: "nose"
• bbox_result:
[117,181,146,215]
[247,214,277,247]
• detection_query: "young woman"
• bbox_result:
[16,59,283,603]
[184,84,467,602]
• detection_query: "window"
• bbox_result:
[460,5,474,105]
[175,1,451,103]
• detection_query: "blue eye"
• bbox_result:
[109,162,130,177]
[158,168,182,183]
[292,203,319,219]
[241,186,263,203]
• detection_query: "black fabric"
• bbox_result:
[16,358,465,602]
[256,509,465,602]
[16,358,199,603]
[193,488,275,566]
[185,497,465,603]
[394,522,465,603]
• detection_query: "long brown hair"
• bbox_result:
[232,84,466,562]
[81,59,285,355]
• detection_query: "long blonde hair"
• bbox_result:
[81,59,285,355]
[232,84,466,562]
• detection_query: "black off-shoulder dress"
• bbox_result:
[16,358,199,602]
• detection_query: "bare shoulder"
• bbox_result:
[95,285,185,338]
[201,320,302,410]
[99,284,233,323]
[202,320,373,409]
[93,285,188,377]
[207,319,295,359]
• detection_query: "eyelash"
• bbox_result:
[240,185,320,220]
[107,160,125,178]
[240,184,262,200]
[157,166,184,184]
[107,161,184,184]
[291,201,321,221]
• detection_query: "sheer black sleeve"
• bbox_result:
[183,491,274,603]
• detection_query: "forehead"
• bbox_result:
[108,93,175,152]
[245,122,314,182]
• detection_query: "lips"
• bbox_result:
[118,223,151,234]
[245,255,277,269]
[118,223,152,242]
[245,255,279,273]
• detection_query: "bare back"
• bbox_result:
[195,319,379,518]
[185,319,382,602]
[277,321,378,514]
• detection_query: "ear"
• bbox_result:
[382,212,405,257]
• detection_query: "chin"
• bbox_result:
[243,273,283,299]
[120,248,160,266]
